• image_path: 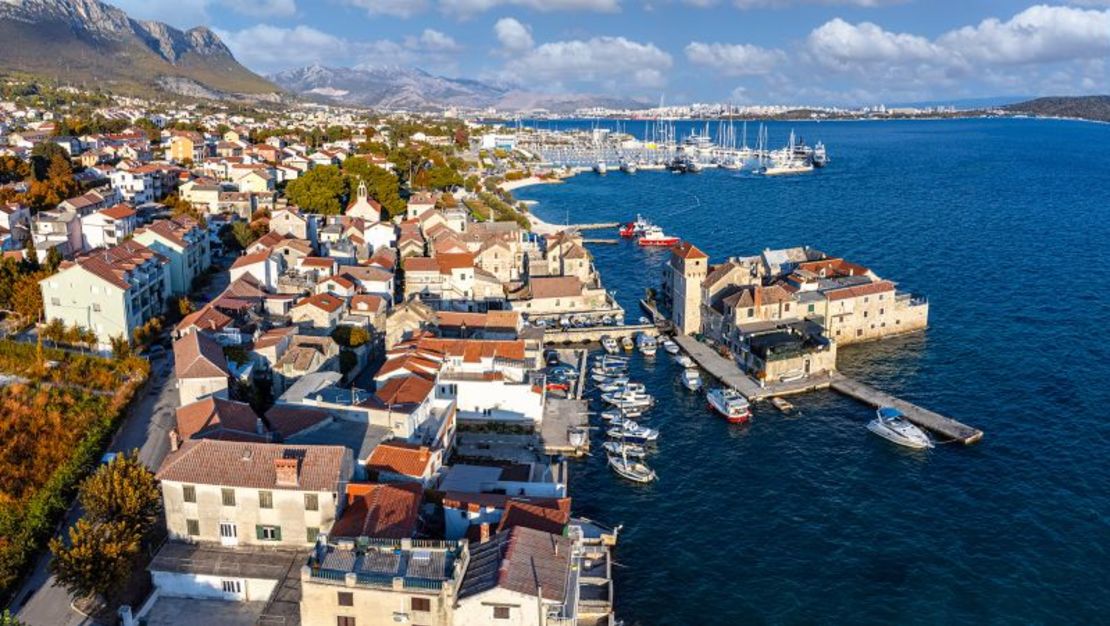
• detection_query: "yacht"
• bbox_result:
[602,440,648,458]
[867,407,933,449]
[597,379,629,393]
[637,333,658,356]
[593,161,608,175]
[812,142,828,167]
[681,368,702,391]
[601,336,619,354]
[619,160,638,174]
[637,225,681,247]
[601,390,654,408]
[606,421,659,444]
[762,157,814,176]
[607,451,657,483]
[706,387,751,423]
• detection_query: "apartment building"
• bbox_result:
[133,217,211,296]
[80,204,137,249]
[156,439,354,548]
[39,241,170,348]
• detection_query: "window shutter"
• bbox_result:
[255,525,264,540]
[274,526,282,541]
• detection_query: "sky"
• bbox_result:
[107,0,1110,106]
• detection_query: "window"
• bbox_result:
[856,329,863,337]
[337,592,354,607]
[182,485,196,503]
[186,519,200,536]
[92,303,101,312]
[879,308,885,315]
[259,490,273,509]
[808,304,815,313]
[257,525,281,541]
[337,617,356,626]
[221,488,236,506]
[493,606,511,619]
[307,527,320,543]
[304,493,319,511]
[784,303,790,312]
[50,297,61,306]
[221,580,242,594]
[411,597,431,612]
[863,311,868,318]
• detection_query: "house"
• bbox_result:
[269,207,317,242]
[155,439,354,547]
[174,331,230,406]
[327,482,423,539]
[291,293,345,330]
[273,334,340,395]
[345,179,382,222]
[32,208,83,259]
[168,131,206,163]
[455,526,577,626]
[174,397,267,443]
[132,217,211,296]
[405,191,437,220]
[298,538,466,626]
[402,253,478,305]
[507,276,610,317]
[80,203,137,249]
[364,440,440,487]
[229,251,284,291]
[39,241,170,348]
[236,168,275,193]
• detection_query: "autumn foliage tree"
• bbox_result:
[78,452,161,539]
[49,519,140,601]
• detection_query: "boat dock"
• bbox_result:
[829,373,983,444]
[672,335,983,444]
[543,323,657,345]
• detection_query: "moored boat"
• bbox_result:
[706,387,751,423]
[637,333,657,356]
[637,225,680,247]
[602,440,648,458]
[601,335,619,354]
[867,407,933,449]
[606,421,659,444]
[674,354,694,368]
[607,452,657,483]
[621,336,635,351]
[681,368,702,391]
[661,338,680,355]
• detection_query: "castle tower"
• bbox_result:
[669,242,708,335]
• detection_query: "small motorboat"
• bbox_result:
[621,336,635,351]
[637,333,657,357]
[591,365,627,377]
[601,336,619,354]
[779,370,806,383]
[593,353,629,364]
[771,397,795,413]
[674,354,694,368]
[637,225,680,247]
[706,387,751,424]
[597,380,629,393]
[867,407,933,449]
[592,371,627,383]
[608,452,657,483]
[661,338,680,355]
[600,408,637,422]
[681,368,702,391]
[601,390,654,408]
[602,441,647,458]
[607,421,659,444]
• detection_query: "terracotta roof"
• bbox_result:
[264,404,333,439]
[231,251,272,269]
[370,375,435,410]
[136,216,200,248]
[458,526,572,602]
[252,326,297,350]
[403,257,438,273]
[434,253,474,274]
[350,294,386,314]
[156,439,349,491]
[365,441,434,478]
[374,353,441,379]
[528,276,584,300]
[319,274,356,290]
[301,256,336,268]
[295,292,345,314]
[436,311,520,332]
[61,241,165,291]
[175,305,232,333]
[824,280,894,301]
[99,203,136,220]
[496,499,572,535]
[672,241,708,260]
[329,482,423,539]
[399,337,526,362]
[176,397,262,441]
[173,332,230,379]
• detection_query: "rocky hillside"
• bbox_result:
[0,0,278,100]
[271,63,647,113]
[1005,96,1110,123]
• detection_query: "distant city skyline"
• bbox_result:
[107,0,1110,105]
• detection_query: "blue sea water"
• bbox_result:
[515,118,1110,625]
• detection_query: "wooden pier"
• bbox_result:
[672,335,984,445]
[828,373,983,444]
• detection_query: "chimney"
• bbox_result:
[479,523,491,544]
[169,429,180,452]
[274,457,299,487]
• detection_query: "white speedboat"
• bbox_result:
[621,336,635,351]
[593,161,608,175]
[592,371,628,383]
[779,369,806,383]
[706,387,751,424]
[601,336,619,354]
[601,390,654,408]
[867,407,933,449]
[607,421,659,444]
[602,441,647,458]
[601,407,643,422]
[597,380,629,393]
[637,333,657,357]
[674,354,695,368]
[661,338,680,355]
[681,368,702,391]
[608,452,656,483]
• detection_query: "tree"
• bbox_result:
[49,519,140,601]
[231,221,259,249]
[29,142,69,181]
[110,334,132,361]
[22,239,38,271]
[12,272,44,323]
[342,157,405,218]
[44,246,63,273]
[0,610,26,625]
[424,165,463,191]
[78,451,161,535]
[178,297,196,317]
[285,165,347,214]
[332,325,370,348]
[41,317,66,344]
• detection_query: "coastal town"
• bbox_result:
[0,77,992,626]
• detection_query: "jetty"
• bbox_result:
[672,334,983,444]
[543,323,656,345]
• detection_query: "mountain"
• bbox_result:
[270,64,648,113]
[0,0,278,100]
[1004,96,1110,122]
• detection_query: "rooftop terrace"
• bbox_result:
[305,538,467,593]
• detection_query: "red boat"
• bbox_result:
[637,226,680,247]
[619,223,636,238]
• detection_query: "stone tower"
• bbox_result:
[669,242,708,335]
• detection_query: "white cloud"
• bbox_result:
[221,0,296,17]
[494,17,534,51]
[806,18,942,68]
[504,36,672,89]
[733,0,902,7]
[684,42,784,75]
[937,4,1110,65]
[439,0,620,17]
[343,0,430,18]
[406,29,461,51]
[216,24,345,71]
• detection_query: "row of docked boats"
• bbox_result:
[590,353,660,483]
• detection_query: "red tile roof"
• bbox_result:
[824,280,894,301]
[295,292,345,314]
[175,397,262,441]
[173,331,230,379]
[371,376,435,409]
[156,440,349,491]
[330,482,423,539]
[672,241,708,260]
[496,499,571,535]
[366,441,434,478]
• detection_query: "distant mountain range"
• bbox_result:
[0,0,278,100]
[1004,96,1110,123]
[269,64,648,113]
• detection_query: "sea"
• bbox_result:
[513,118,1110,625]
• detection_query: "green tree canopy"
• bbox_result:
[285,165,347,215]
[341,157,405,218]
